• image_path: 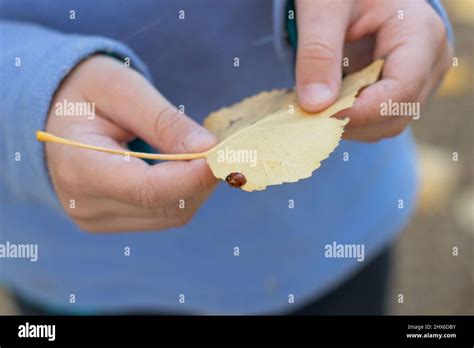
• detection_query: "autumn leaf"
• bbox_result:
[37,60,384,192]
[203,59,384,191]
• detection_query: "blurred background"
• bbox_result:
[0,0,473,315]
[387,0,474,315]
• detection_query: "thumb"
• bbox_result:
[88,57,216,154]
[148,105,217,154]
[295,0,351,112]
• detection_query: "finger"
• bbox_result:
[343,39,432,128]
[343,117,411,142]
[418,39,452,102]
[75,184,212,228]
[85,192,205,219]
[85,56,217,154]
[295,0,352,112]
[54,127,217,210]
[76,215,182,233]
[77,189,214,232]
[142,159,217,206]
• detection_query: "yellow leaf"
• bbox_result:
[204,59,384,191]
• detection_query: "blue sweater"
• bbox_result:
[0,0,451,314]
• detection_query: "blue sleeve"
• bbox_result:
[0,20,151,211]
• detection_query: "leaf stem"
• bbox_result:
[36,131,208,161]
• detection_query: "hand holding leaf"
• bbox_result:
[38,60,384,192]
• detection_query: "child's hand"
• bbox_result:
[295,0,452,142]
[45,56,218,232]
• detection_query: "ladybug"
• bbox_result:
[225,172,247,188]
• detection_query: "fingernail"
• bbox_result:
[300,83,333,110]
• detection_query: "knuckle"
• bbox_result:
[153,106,182,140]
[192,162,217,194]
[165,204,185,219]
[195,170,209,194]
[137,179,161,210]
[298,41,338,64]
[135,172,162,210]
